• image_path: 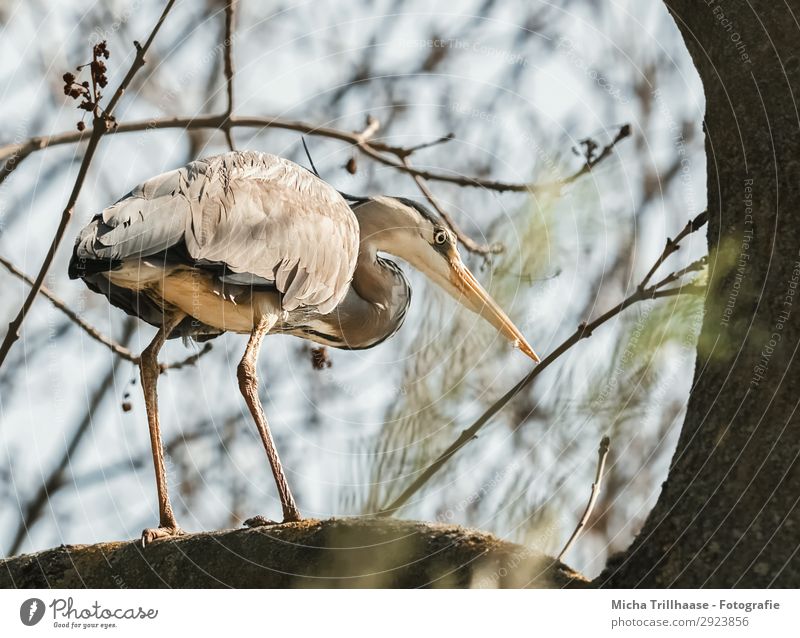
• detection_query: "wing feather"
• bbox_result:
[71,151,359,313]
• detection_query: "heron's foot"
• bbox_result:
[243,513,302,528]
[141,525,185,547]
[243,515,280,528]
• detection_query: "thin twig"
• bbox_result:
[356,115,380,143]
[563,124,631,188]
[0,114,627,196]
[557,436,611,561]
[399,133,455,156]
[0,124,104,368]
[222,0,237,151]
[519,125,631,195]
[376,214,708,517]
[104,1,176,117]
[0,255,213,373]
[652,255,708,290]
[401,154,502,256]
[0,143,37,188]
[0,254,137,362]
[639,210,708,290]
[0,0,177,371]
[159,343,213,373]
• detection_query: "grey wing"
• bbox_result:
[71,171,190,266]
[70,151,359,314]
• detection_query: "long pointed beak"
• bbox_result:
[450,259,540,363]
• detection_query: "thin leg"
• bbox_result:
[140,312,186,546]
[238,316,301,522]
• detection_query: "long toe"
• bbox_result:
[141,525,185,547]
[243,515,278,528]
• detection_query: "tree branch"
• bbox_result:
[557,436,611,561]
[0,254,212,372]
[0,255,137,362]
[639,210,708,290]
[560,124,631,189]
[401,154,502,256]
[0,115,628,197]
[0,142,39,188]
[159,343,213,373]
[104,1,176,117]
[376,212,708,516]
[0,0,177,371]
[355,114,380,144]
[2,518,585,586]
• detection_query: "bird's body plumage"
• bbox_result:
[69,150,410,348]
[69,150,537,542]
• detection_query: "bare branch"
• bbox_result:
[0,254,213,373]
[639,210,708,290]
[0,254,137,362]
[0,143,38,188]
[652,256,708,290]
[356,114,380,144]
[0,0,177,371]
[104,1,177,117]
[0,127,103,367]
[0,115,628,196]
[564,124,631,188]
[401,155,502,256]
[557,436,611,561]
[650,283,706,299]
[159,343,213,373]
[376,212,708,517]
[399,133,455,156]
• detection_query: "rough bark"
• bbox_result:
[600,1,800,587]
[0,518,585,588]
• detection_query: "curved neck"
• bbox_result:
[289,203,416,350]
[344,203,417,347]
[334,250,410,349]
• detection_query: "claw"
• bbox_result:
[141,525,185,548]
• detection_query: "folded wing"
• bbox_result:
[70,151,359,314]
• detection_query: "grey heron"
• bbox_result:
[69,150,538,545]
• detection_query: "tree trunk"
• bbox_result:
[601,0,800,587]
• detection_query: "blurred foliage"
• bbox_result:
[354,173,705,568]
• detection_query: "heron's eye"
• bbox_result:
[434,229,448,246]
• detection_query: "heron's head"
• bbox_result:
[350,196,539,362]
